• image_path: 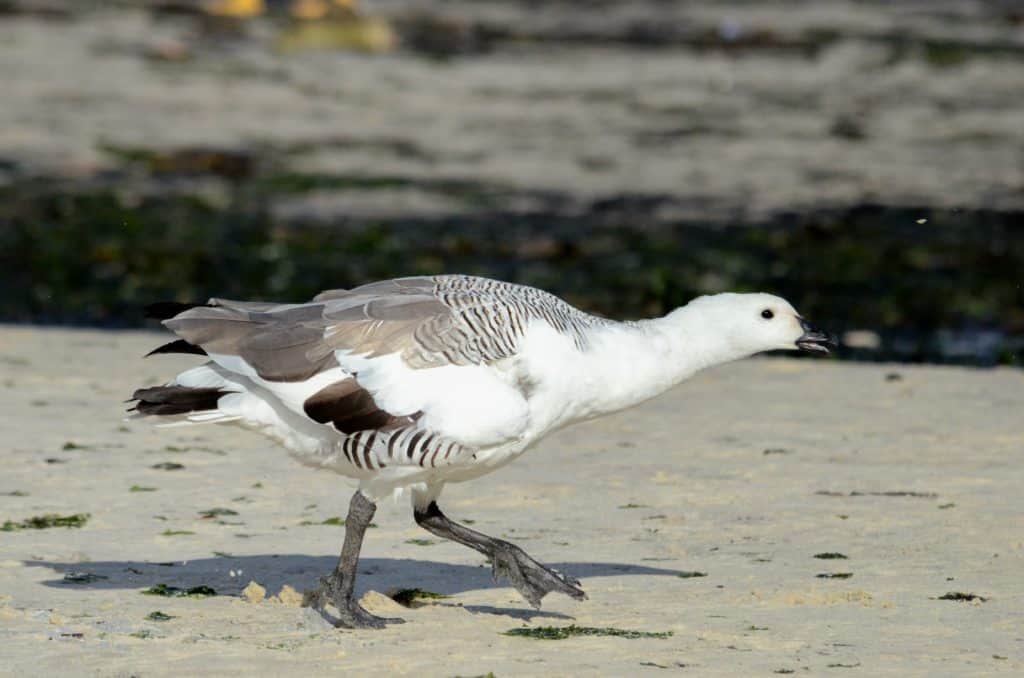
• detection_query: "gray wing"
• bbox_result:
[316,275,607,368]
[163,299,338,382]
[165,275,602,376]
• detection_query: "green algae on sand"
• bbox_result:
[504,625,673,640]
[141,584,217,598]
[1,513,90,531]
[388,589,449,607]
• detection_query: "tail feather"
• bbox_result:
[129,385,230,415]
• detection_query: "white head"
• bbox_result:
[679,292,834,360]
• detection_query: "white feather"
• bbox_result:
[335,350,529,448]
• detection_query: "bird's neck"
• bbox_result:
[576,307,748,418]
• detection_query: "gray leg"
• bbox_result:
[303,490,404,629]
[413,501,586,609]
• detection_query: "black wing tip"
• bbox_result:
[144,301,212,320]
[145,339,208,358]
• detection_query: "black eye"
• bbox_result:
[761,309,774,319]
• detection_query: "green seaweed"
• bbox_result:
[504,625,673,640]
[146,611,175,621]
[938,592,987,602]
[814,553,848,560]
[160,529,195,536]
[151,462,185,471]
[1,513,90,531]
[198,508,239,519]
[404,538,437,546]
[1,490,29,497]
[130,485,158,492]
[816,573,853,579]
[388,588,450,607]
[618,503,647,509]
[3,171,1023,368]
[62,441,92,451]
[141,584,217,598]
[677,571,707,579]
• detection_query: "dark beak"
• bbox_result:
[796,318,836,354]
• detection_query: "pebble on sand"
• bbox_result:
[273,585,304,607]
[241,581,266,603]
[359,590,407,616]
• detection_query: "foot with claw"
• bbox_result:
[303,490,404,629]
[415,500,586,609]
[303,575,403,629]
[488,541,588,609]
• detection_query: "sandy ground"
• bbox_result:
[0,325,1021,676]
[2,3,1023,219]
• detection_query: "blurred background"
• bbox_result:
[0,0,1021,365]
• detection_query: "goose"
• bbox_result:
[129,274,834,628]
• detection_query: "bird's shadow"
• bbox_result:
[27,555,687,621]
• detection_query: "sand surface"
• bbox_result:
[0,325,1021,676]
[2,3,1023,218]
